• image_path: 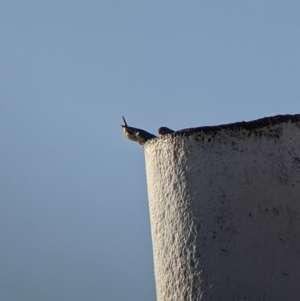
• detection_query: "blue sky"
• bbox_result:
[1,1,299,300]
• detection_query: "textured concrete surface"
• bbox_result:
[144,115,300,301]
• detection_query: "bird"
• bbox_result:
[158,126,175,135]
[121,116,157,145]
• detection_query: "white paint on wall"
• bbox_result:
[145,116,300,301]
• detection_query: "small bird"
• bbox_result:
[121,116,156,145]
[158,127,175,135]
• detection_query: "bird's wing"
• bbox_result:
[137,129,157,139]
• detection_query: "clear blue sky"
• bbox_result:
[1,1,299,300]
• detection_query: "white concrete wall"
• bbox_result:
[144,115,300,301]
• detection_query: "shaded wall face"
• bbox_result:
[145,122,300,301]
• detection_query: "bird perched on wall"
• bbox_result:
[121,116,157,145]
[158,127,175,135]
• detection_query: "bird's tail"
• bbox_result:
[122,116,128,127]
